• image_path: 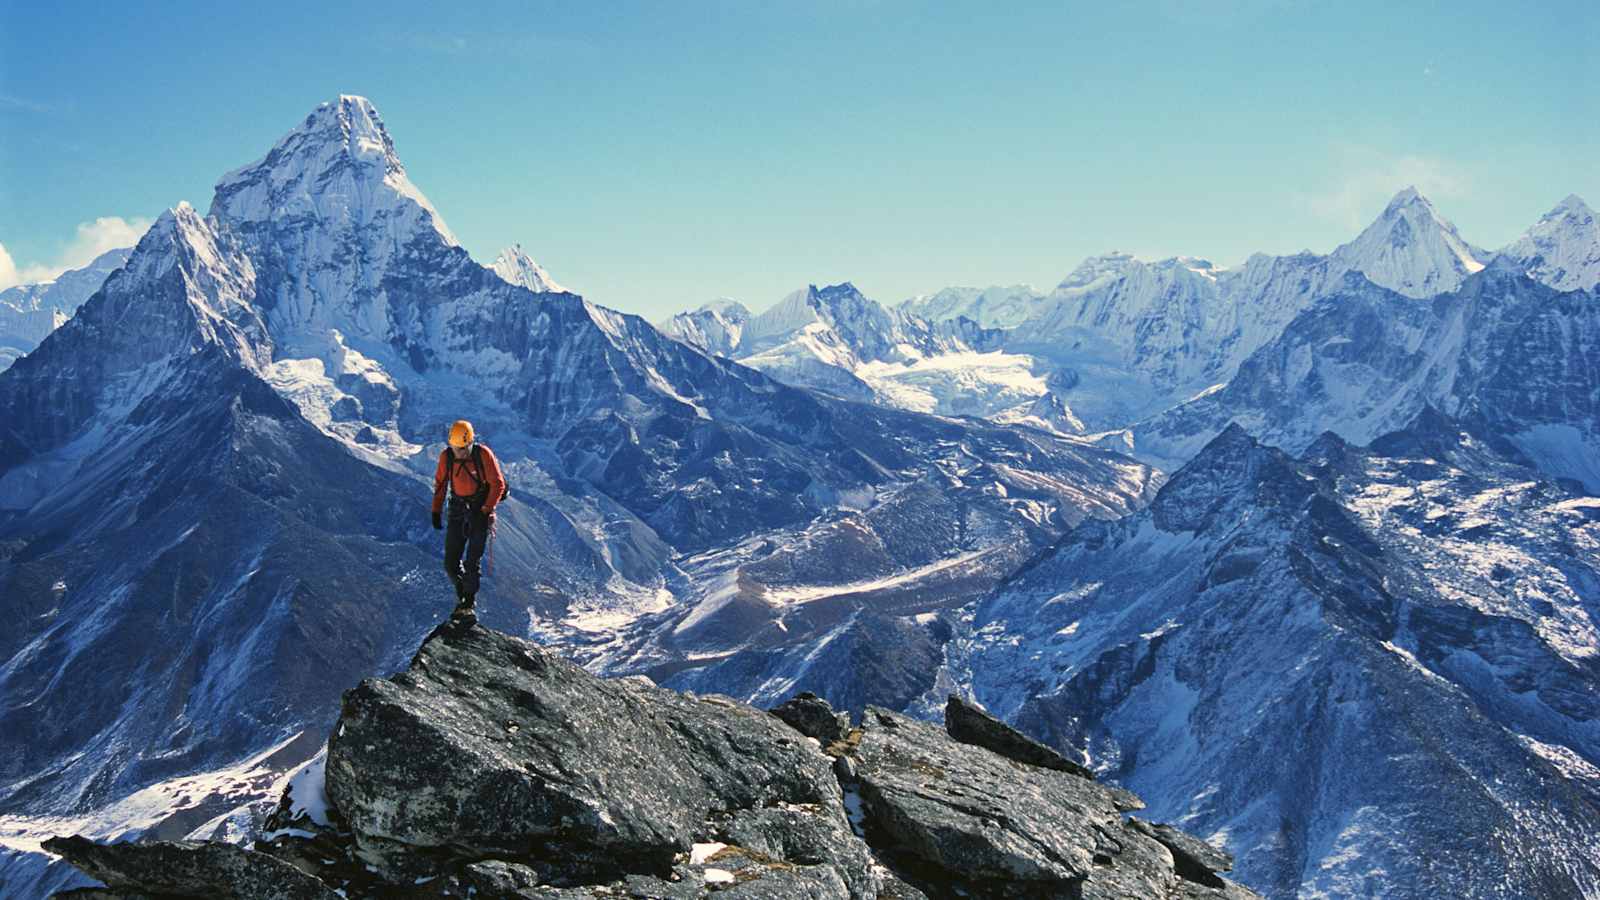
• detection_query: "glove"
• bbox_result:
[431,511,443,530]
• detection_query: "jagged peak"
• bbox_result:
[488,243,564,294]
[1366,403,1475,461]
[1200,421,1257,454]
[1367,186,1457,234]
[1550,193,1593,218]
[301,95,393,155]
[134,203,230,278]
[1150,422,1311,533]
[1494,192,1600,291]
[1519,193,1598,235]
[1056,251,1141,292]
[1383,185,1426,212]
[1330,187,1486,296]
[208,95,457,246]
[812,282,877,312]
[1299,429,1356,467]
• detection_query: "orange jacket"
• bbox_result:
[432,444,506,515]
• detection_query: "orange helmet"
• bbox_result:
[448,420,475,448]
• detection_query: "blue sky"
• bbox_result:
[2,1,1594,318]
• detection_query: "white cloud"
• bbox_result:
[0,216,151,291]
[1296,145,1472,232]
[0,244,19,292]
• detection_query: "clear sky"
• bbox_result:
[2,1,1595,319]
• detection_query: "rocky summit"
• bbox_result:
[44,623,1255,899]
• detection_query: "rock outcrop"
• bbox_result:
[45,623,1255,899]
[944,695,1095,779]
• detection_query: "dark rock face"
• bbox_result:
[944,694,1094,778]
[47,625,1257,900]
[40,835,341,899]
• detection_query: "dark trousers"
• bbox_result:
[443,502,490,599]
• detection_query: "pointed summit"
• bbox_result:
[209,94,457,247]
[204,96,465,341]
[1382,184,1426,212]
[1551,193,1592,216]
[1055,251,1140,293]
[1331,187,1486,298]
[489,244,565,294]
[1497,193,1600,291]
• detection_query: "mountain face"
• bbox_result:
[942,414,1600,898]
[1135,264,1600,490]
[43,624,1261,899]
[0,96,1159,895]
[0,247,132,371]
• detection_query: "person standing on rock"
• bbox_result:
[431,420,506,625]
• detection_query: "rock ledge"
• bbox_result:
[47,623,1256,899]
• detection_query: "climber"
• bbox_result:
[431,419,506,625]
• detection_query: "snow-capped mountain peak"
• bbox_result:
[209,94,457,247]
[115,202,265,364]
[657,299,750,357]
[695,297,751,317]
[1055,251,1141,293]
[203,95,475,350]
[489,243,565,293]
[1497,193,1600,291]
[0,245,134,372]
[1330,186,1486,297]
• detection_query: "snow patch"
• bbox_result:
[690,841,727,865]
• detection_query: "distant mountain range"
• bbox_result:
[1,96,1595,900]
[663,188,1600,480]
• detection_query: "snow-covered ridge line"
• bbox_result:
[662,185,1597,453]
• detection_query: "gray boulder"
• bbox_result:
[850,707,1256,898]
[325,624,843,882]
[944,694,1094,778]
[771,691,852,745]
